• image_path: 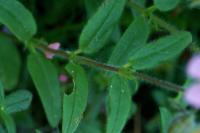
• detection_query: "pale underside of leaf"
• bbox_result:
[5,90,32,114]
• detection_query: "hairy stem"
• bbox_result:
[35,44,184,92]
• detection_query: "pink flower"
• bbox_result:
[184,83,200,109]
[59,74,68,83]
[45,42,60,59]
[186,55,200,80]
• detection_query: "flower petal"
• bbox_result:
[59,74,68,83]
[184,83,200,109]
[186,54,200,80]
[45,42,60,59]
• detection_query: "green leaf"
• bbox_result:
[79,0,125,54]
[0,0,37,42]
[106,75,132,133]
[76,120,101,133]
[130,31,192,70]
[154,0,181,11]
[0,35,21,90]
[0,109,16,133]
[0,82,4,105]
[159,107,172,133]
[62,63,88,133]
[108,16,149,66]
[131,0,145,17]
[5,90,32,114]
[28,53,61,127]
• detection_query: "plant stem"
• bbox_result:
[151,15,177,33]
[35,44,184,92]
[127,0,178,33]
[133,72,183,92]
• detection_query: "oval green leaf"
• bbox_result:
[106,75,132,133]
[130,31,192,70]
[5,90,32,114]
[28,53,61,127]
[0,35,21,90]
[108,16,149,66]
[154,0,181,11]
[62,63,88,133]
[79,0,125,54]
[0,0,37,42]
